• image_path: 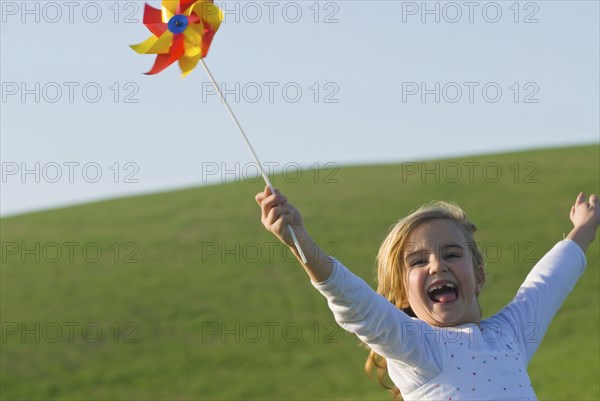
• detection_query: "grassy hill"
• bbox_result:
[1,144,598,400]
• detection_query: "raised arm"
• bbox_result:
[255,186,443,368]
[493,192,598,361]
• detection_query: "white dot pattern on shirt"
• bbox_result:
[431,347,531,396]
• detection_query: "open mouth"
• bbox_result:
[427,281,458,304]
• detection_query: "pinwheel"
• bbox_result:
[130,0,222,76]
[131,0,308,262]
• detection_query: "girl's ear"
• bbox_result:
[475,264,485,295]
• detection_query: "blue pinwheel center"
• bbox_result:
[168,14,189,34]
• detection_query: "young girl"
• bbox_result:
[255,189,599,400]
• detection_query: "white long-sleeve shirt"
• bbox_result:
[312,239,586,400]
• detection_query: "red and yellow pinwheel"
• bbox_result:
[130,1,308,262]
[130,0,223,76]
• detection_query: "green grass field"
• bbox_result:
[1,144,598,400]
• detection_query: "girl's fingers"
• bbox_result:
[266,205,292,226]
[262,194,288,217]
[263,185,273,197]
[575,192,586,205]
[256,187,288,222]
[256,188,286,207]
[255,185,273,204]
[271,212,292,230]
[256,187,297,239]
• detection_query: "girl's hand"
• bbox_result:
[255,186,304,247]
[570,192,600,231]
[567,192,600,252]
[255,186,334,282]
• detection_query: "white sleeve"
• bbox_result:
[493,239,586,362]
[311,257,443,369]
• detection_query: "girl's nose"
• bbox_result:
[428,258,448,275]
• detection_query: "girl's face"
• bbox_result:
[403,219,485,327]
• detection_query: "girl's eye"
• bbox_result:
[409,259,426,267]
[445,252,461,260]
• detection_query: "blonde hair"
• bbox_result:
[364,201,485,400]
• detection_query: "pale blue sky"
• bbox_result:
[1,0,598,216]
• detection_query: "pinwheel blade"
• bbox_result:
[145,34,185,75]
[179,54,202,77]
[161,0,178,20]
[183,23,203,56]
[143,3,167,37]
[193,2,223,31]
[200,26,217,57]
[130,35,160,54]
[130,31,174,55]
[180,0,197,14]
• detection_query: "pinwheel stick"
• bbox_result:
[200,59,308,264]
